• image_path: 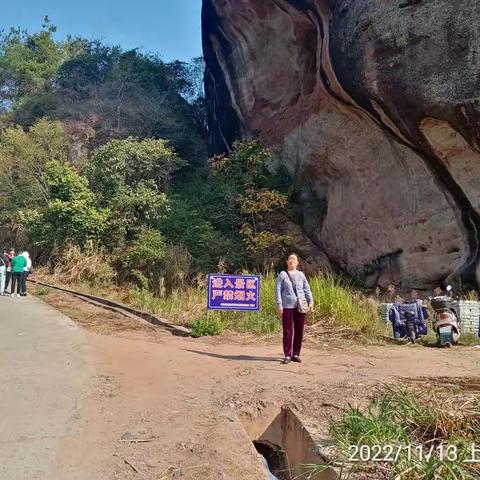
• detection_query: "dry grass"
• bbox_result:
[48,242,116,288]
[404,376,480,393]
[308,275,384,336]
[314,384,480,479]
[34,247,386,339]
[31,284,159,337]
[33,272,387,340]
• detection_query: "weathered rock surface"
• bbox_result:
[202,0,480,288]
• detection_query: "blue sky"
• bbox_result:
[1,0,203,62]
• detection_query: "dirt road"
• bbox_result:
[2,294,480,479]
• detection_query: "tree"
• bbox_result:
[169,57,205,103]
[0,18,85,120]
[19,160,109,248]
[0,118,70,218]
[210,140,291,270]
[168,57,207,132]
[46,42,207,163]
[161,196,234,272]
[119,227,168,293]
[0,23,208,164]
[87,137,184,244]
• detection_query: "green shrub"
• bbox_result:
[86,137,184,246]
[19,160,110,248]
[34,287,50,297]
[119,228,168,292]
[190,317,225,338]
[161,196,233,272]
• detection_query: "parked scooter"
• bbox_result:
[430,285,460,348]
[404,311,417,344]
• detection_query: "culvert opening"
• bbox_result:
[253,440,286,480]
[240,405,336,480]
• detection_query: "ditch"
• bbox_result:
[240,404,337,480]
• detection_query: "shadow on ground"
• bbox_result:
[185,349,280,362]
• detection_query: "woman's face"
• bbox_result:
[287,255,299,269]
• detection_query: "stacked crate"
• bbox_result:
[452,300,480,336]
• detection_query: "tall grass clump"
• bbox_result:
[127,273,384,337]
[190,274,383,337]
[309,275,382,335]
[190,274,280,336]
[319,387,480,480]
[126,278,276,334]
[459,333,480,347]
[49,242,115,289]
[38,256,385,339]
[128,284,205,326]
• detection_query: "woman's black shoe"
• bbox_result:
[282,357,292,364]
[292,356,302,363]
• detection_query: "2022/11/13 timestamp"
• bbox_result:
[349,443,480,463]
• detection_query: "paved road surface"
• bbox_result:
[0,295,91,480]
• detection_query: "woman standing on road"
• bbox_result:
[275,253,313,364]
[10,252,26,297]
[0,250,8,296]
[20,251,32,296]
[4,248,14,293]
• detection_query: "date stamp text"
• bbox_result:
[348,443,480,463]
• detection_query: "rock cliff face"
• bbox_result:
[202,0,480,288]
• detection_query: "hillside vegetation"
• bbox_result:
[0,19,384,337]
[0,20,290,273]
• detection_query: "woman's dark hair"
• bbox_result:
[287,253,300,261]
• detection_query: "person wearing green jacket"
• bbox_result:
[10,253,26,297]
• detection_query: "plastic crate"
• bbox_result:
[378,303,394,323]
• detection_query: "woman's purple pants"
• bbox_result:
[282,308,306,358]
